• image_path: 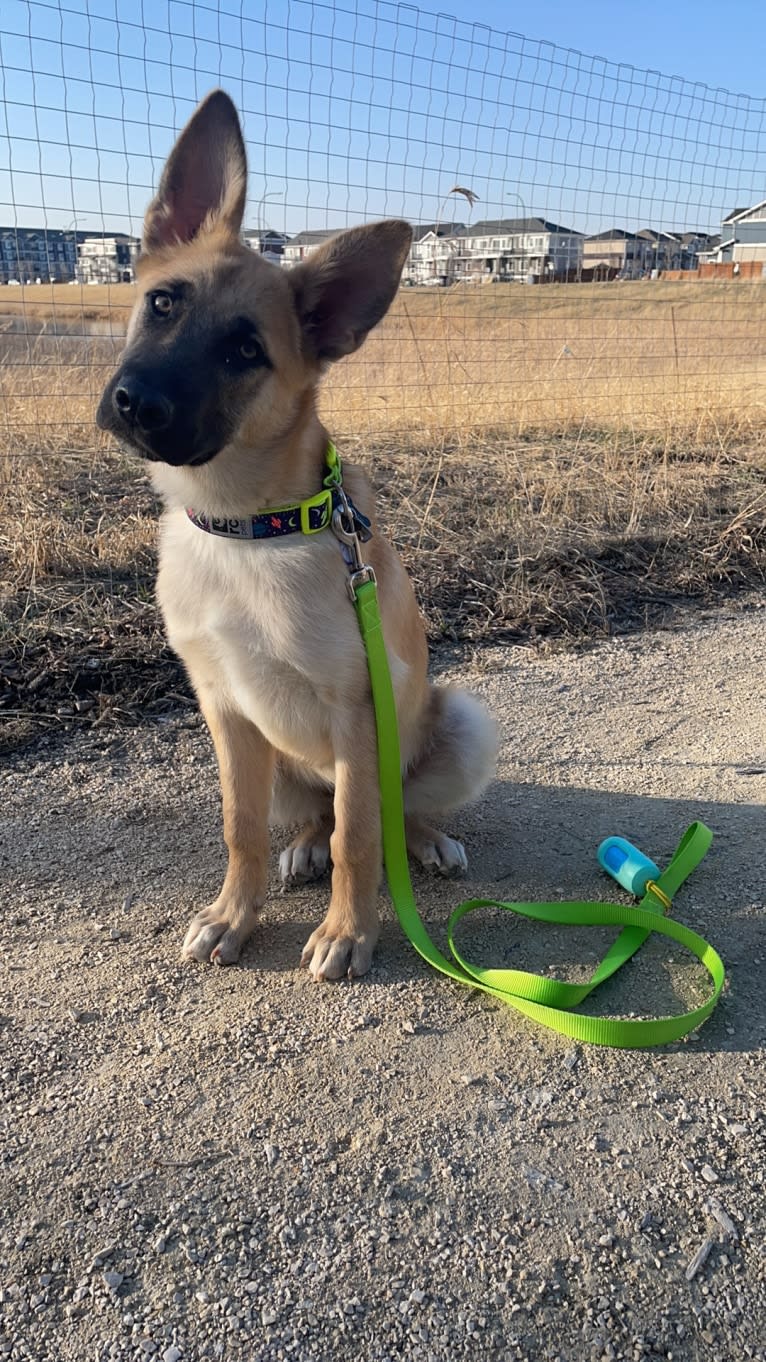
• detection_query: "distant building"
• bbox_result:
[406,219,582,284]
[582,229,652,279]
[77,234,140,284]
[242,228,289,263]
[702,202,766,265]
[0,226,86,283]
[405,223,466,284]
[675,231,719,270]
[282,229,342,265]
[636,228,683,274]
[457,219,583,283]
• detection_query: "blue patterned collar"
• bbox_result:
[185,442,371,543]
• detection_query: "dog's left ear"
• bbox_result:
[143,89,247,253]
[290,220,413,363]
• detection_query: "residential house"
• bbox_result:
[282,229,342,265]
[582,229,654,279]
[636,229,684,274]
[242,228,289,264]
[455,219,583,282]
[707,202,766,265]
[77,233,140,284]
[635,229,717,274]
[405,223,466,284]
[405,218,582,284]
[675,231,719,270]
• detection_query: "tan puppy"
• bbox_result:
[98,90,496,980]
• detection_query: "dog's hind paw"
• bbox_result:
[406,821,468,877]
[279,825,331,887]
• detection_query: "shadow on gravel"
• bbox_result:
[4,752,762,1055]
[437,780,762,1057]
[234,778,761,1056]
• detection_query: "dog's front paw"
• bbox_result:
[300,916,378,981]
[182,898,258,965]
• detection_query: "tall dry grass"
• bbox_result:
[2,277,766,450]
[1,278,765,749]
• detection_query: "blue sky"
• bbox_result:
[1,0,764,239]
[450,0,766,101]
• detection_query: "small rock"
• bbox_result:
[162,1348,182,1362]
[562,1048,579,1071]
[700,1164,719,1184]
[261,1306,278,1326]
[264,1143,279,1169]
[705,1198,738,1241]
[401,1020,417,1034]
[102,1271,123,1291]
[91,1245,116,1268]
[685,1237,714,1281]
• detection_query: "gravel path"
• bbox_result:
[2,611,765,1362]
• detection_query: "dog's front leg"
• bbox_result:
[301,709,381,980]
[183,700,275,966]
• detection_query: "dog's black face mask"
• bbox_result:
[96,280,272,467]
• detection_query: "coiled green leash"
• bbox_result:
[350,574,726,1048]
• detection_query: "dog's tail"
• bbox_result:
[403,685,497,816]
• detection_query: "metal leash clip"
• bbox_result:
[331,485,377,602]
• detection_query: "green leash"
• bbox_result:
[352,577,726,1049]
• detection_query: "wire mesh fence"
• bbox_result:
[1,0,766,457]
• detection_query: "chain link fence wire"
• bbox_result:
[1,0,765,455]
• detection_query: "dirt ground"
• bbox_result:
[1,610,765,1362]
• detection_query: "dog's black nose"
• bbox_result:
[112,376,173,434]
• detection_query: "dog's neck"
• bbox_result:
[150,397,332,518]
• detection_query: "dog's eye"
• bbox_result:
[238,337,264,363]
[150,291,174,317]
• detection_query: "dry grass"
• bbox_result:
[0,282,135,323]
[2,279,766,751]
[2,435,764,754]
[3,277,766,444]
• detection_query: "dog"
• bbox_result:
[97,90,497,981]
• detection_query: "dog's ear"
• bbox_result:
[143,90,247,253]
[289,220,413,363]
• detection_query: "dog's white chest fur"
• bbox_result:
[156,509,376,775]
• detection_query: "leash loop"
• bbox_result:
[349,575,725,1049]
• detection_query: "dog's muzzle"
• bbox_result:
[96,369,220,466]
[107,372,174,437]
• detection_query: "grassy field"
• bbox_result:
[1,279,765,750]
[3,276,766,442]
